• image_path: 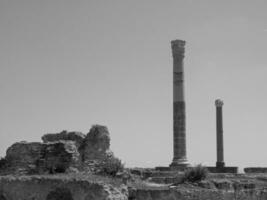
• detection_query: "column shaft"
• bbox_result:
[170,40,188,167]
[215,100,225,168]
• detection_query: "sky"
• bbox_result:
[0,0,267,171]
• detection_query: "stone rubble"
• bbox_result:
[42,131,86,148]
[1,124,116,175]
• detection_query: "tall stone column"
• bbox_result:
[170,40,188,168]
[215,99,225,168]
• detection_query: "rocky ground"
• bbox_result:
[126,168,267,200]
[1,171,267,200]
[0,173,128,200]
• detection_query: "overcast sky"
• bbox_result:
[1,0,267,170]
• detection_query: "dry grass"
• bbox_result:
[181,164,208,183]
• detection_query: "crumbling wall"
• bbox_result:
[244,167,267,173]
[0,176,128,200]
[42,131,85,148]
[79,125,113,162]
[1,125,116,175]
[46,187,73,200]
[5,142,43,174]
[41,141,81,173]
[129,186,267,200]
[4,141,81,174]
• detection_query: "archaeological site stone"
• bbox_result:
[42,130,85,148]
[170,40,188,168]
[46,187,74,200]
[244,167,267,173]
[0,176,128,200]
[1,124,117,175]
[41,141,81,173]
[207,99,238,173]
[4,141,80,174]
[79,125,113,162]
[215,99,225,168]
[5,141,44,174]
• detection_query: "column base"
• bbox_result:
[216,161,225,168]
[169,158,189,171]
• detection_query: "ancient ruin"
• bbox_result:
[170,40,188,168]
[1,40,267,199]
[215,99,225,168]
[0,125,117,175]
[207,99,238,173]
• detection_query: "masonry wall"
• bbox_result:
[0,176,127,200]
[129,188,267,200]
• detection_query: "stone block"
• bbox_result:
[207,166,238,173]
[5,142,44,174]
[244,167,267,173]
[5,140,81,174]
[79,125,113,162]
[42,131,85,148]
[42,141,81,173]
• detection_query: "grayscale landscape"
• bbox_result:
[1,1,267,199]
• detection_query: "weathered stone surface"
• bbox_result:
[42,131,85,148]
[129,188,267,200]
[244,167,267,173]
[46,187,73,200]
[5,141,80,174]
[2,125,120,175]
[207,166,238,173]
[42,141,81,173]
[128,178,267,200]
[80,125,112,161]
[0,175,128,200]
[171,39,188,167]
[5,141,44,174]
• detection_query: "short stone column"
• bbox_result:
[170,40,188,168]
[215,99,225,168]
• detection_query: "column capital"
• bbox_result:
[215,99,224,107]
[171,40,185,58]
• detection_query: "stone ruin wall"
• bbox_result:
[1,175,267,200]
[130,187,267,200]
[0,124,129,200]
[0,176,128,200]
[0,125,114,175]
